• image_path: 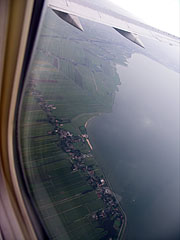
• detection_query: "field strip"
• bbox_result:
[43,205,83,220]
[59,205,82,214]
[23,150,63,163]
[40,193,82,209]
[73,214,91,223]
[28,134,50,139]
[47,183,88,200]
[34,178,85,194]
[68,222,90,234]
[22,141,58,151]
[22,141,57,150]
[25,109,43,113]
[50,181,86,193]
[22,137,57,144]
[25,159,68,169]
[21,122,49,127]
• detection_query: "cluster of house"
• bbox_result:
[47,119,124,227]
[29,81,123,233]
[87,173,123,223]
[36,97,56,113]
[29,84,56,112]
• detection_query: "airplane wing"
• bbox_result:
[47,0,180,48]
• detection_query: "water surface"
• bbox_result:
[87,53,180,240]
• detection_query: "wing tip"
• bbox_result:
[52,9,84,32]
[114,28,145,48]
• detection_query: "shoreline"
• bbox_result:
[85,116,96,150]
[84,115,97,128]
[84,115,127,240]
[86,139,93,150]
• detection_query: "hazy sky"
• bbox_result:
[110,0,180,36]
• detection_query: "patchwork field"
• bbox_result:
[19,8,130,240]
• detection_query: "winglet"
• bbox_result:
[53,10,84,31]
[114,28,145,48]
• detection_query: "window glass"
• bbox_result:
[19,5,179,240]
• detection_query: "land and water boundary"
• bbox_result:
[19,9,131,239]
[85,115,127,240]
[21,8,180,238]
[20,80,127,239]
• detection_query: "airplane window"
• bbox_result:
[18,4,179,240]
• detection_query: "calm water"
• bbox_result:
[87,53,180,240]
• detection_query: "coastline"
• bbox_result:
[82,64,128,239]
[31,80,127,239]
[86,139,93,150]
[84,115,127,240]
[85,116,96,150]
[84,115,98,128]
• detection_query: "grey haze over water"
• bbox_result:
[87,53,179,240]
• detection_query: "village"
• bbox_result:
[30,81,124,239]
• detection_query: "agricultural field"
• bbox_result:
[19,8,130,240]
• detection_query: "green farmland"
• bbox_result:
[19,8,130,240]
